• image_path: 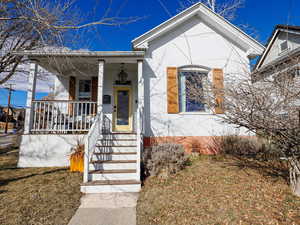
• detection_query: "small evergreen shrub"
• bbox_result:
[142,143,189,178]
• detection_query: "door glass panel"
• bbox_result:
[117,90,129,125]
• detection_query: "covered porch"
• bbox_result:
[22,51,145,135]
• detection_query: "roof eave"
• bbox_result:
[254,47,300,74]
[12,50,145,58]
[132,2,265,55]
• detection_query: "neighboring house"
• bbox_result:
[0,106,24,131]
[254,25,300,79]
[16,3,264,193]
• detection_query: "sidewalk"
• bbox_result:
[68,193,139,225]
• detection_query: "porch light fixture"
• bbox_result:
[117,63,128,84]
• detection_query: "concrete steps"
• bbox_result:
[91,153,137,161]
[81,180,141,193]
[88,169,137,181]
[81,133,140,193]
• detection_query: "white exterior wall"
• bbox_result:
[143,16,250,137]
[18,134,85,167]
[54,76,69,100]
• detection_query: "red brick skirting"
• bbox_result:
[143,136,219,154]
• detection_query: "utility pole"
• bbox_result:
[4,84,14,134]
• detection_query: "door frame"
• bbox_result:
[112,86,133,132]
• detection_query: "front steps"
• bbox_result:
[81,180,141,193]
[81,133,141,193]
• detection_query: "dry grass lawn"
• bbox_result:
[137,156,300,225]
[0,147,82,225]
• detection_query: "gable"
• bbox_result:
[147,15,248,68]
[132,3,264,58]
[258,30,300,68]
[255,25,300,70]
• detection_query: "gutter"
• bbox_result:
[12,50,145,58]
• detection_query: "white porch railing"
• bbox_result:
[31,100,97,133]
[84,112,102,183]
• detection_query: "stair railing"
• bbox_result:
[136,106,145,181]
[83,112,102,183]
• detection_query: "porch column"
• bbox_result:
[136,59,144,180]
[97,60,105,113]
[137,60,144,110]
[24,61,38,134]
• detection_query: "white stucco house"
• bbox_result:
[16,3,264,193]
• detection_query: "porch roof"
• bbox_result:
[13,50,145,59]
[13,50,144,76]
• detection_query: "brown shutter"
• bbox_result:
[68,76,76,115]
[212,69,224,114]
[69,76,76,100]
[91,76,98,102]
[167,67,179,114]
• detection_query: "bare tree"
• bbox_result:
[178,0,244,21]
[0,0,140,85]
[186,56,300,196]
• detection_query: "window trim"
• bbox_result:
[278,40,289,55]
[78,79,92,100]
[177,65,211,113]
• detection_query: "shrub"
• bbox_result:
[142,143,189,178]
[210,135,282,160]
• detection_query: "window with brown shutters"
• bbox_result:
[212,68,224,114]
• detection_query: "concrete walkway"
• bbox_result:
[68,193,139,225]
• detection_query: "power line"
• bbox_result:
[157,0,172,17]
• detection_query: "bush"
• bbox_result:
[142,143,189,178]
[210,135,282,160]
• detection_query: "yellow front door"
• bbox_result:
[113,87,132,132]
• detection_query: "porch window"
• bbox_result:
[78,80,91,100]
[178,68,208,112]
[78,79,92,115]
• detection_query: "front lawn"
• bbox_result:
[137,156,300,225]
[0,147,82,225]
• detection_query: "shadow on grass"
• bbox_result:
[0,168,67,188]
[214,155,289,183]
[0,147,19,156]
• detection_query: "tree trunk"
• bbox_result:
[289,158,300,197]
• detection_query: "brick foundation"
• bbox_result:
[143,136,219,154]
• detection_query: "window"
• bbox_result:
[78,80,91,100]
[78,80,92,115]
[295,69,300,77]
[178,68,208,112]
[280,40,289,53]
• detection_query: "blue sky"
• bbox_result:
[1,0,300,108]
